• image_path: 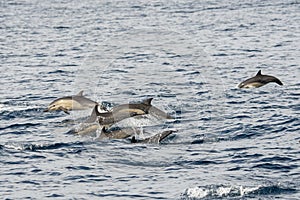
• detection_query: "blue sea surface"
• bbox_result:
[1,0,299,199]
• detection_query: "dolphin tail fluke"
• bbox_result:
[274,78,283,86]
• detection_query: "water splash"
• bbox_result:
[181,184,296,199]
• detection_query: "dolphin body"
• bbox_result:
[68,124,138,139]
[111,98,174,119]
[67,119,175,144]
[238,70,283,88]
[131,130,175,144]
[86,98,173,127]
[67,123,100,136]
[86,104,145,127]
[97,127,142,140]
[98,127,176,144]
[44,91,100,114]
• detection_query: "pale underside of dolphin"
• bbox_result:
[44,90,99,114]
[238,70,283,88]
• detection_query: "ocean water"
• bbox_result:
[1,0,299,199]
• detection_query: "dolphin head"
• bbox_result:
[43,91,99,114]
[43,98,72,114]
[44,100,60,112]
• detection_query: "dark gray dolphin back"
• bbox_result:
[72,90,98,107]
[255,70,283,84]
[111,98,153,114]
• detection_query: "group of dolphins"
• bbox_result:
[43,70,283,144]
[44,91,175,143]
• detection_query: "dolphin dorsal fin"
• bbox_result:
[85,105,101,123]
[94,105,102,116]
[256,70,262,76]
[142,98,153,105]
[131,136,137,143]
[76,90,84,96]
[101,127,107,133]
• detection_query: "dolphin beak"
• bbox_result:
[43,108,49,112]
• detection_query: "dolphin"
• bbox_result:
[97,127,142,140]
[67,124,138,138]
[66,123,100,136]
[44,91,101,114]
[85,104,145,127]
[131,130,176,144]
[86,98,173,126]
[238,70,283,88]
[110,98,174,119]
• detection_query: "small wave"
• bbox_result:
[48,69,70,74]
[181,184,296,199]
[53,26,70,29]
[0,122,42,132]
[252,163,298,171]
[2,141,86,152]
[0,102,44,120]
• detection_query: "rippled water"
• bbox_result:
[1,0,299,199]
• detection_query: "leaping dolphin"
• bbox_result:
[86,98,173,127]
[111,98,174,119]
[238,70,283,88]
[44,91,101,114]
[86,104,145,127]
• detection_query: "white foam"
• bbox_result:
[217,186,232,196]
[182,185,263,199]
[111,115,159,128]
[239,185,260,196]
[184,187,209,199]
[3,143,25,151]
